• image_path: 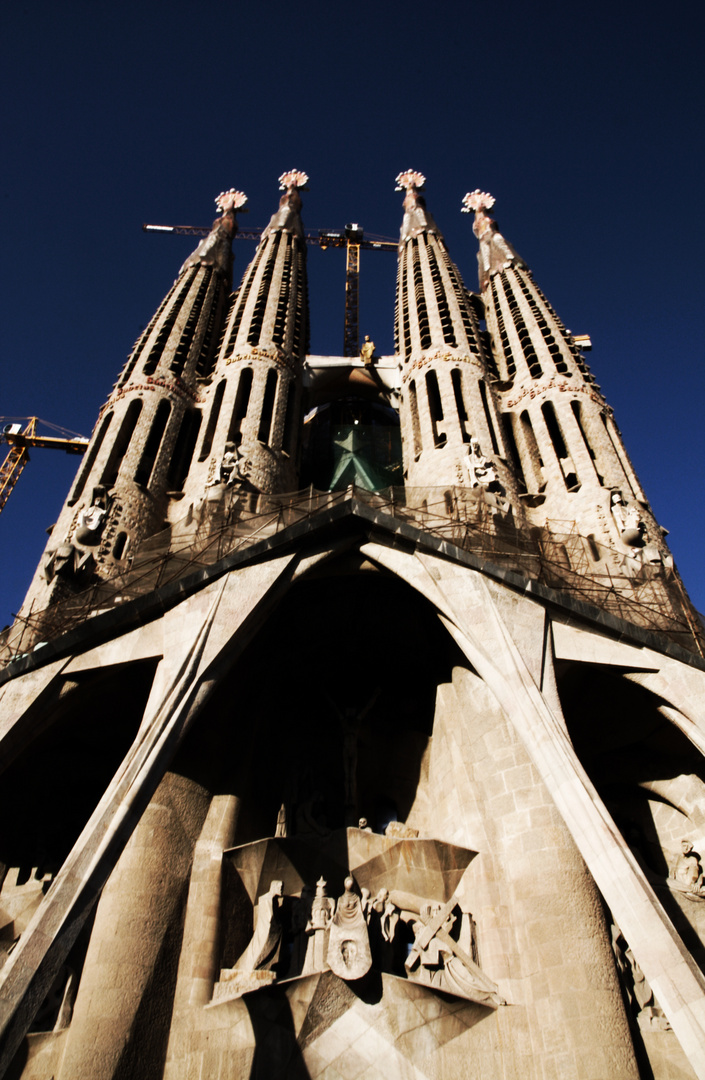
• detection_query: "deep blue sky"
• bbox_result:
[1,0,703,625]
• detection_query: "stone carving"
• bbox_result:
[44,543,94,583]
[207,442,246,488]
[403,898,505,1007]
[275,802,288,838]
[261,170,308,239]
[668,840,705,900]
[215,880,284,1000]
[215,189,248,215]
[384,820,419,839]
[610,491,644,547]
[301,878,335,977]
[74,486,111,546]
[611,924,670,1030]
[465,438,503,493]
[323,689,381,822]
[327,875,372,980]
[360,335,375,366]
[358,817,372,833]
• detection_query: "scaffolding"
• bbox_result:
[2,486,702,667]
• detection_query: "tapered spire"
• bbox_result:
[394,172,520,513]
[180,188,248,277]
[461,189,525,290]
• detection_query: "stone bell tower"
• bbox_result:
[395,171,520,515]
[18,187,248,617]
[182,169,310,499]
[464,189,670,571]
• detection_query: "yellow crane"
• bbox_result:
[0,418,89,517]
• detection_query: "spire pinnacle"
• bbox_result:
[180,187,248,277]
[461,189,525,289]
[262,169,309,240]
[395,170,441,242]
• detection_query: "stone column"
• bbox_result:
[57,772,209,1080]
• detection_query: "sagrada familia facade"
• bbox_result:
[0,169,704,1080]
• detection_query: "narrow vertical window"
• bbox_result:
[199,380,226,461]
[258,370,278,445]
[409,380,422,456]
[69,411,113,504]
[426,370,445,447]
[101,400,143,488]
[571,400,603,483]
[501,415,527,493]
[451,369,470,443]
[541,401,579,490]
[519,410,544,491]
[282,381,298,455]
[168,409,202,491]
[228,368,253,444]
[135,400,171,487]
[113,532,128,560]
[479,379,500,454]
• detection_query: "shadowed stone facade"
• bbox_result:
[0,173,703,1080]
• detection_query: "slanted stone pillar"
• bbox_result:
[57,773,210,1080]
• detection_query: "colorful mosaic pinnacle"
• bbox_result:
[278,169,309,191]
[462,189,495,214]
[214,189,248,215]
[395,170,426,192]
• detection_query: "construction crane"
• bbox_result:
[143,221,398,357]
[0,418,89,517]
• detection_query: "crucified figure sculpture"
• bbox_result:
[321,688,381,825]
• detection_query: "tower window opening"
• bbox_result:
[571,400,603,483]
[451,369,470,443]
[228,367,253,444]
[112,532,128,560]
[258,369,278,445]
[170,269,212,377]
[490,279,516,380]
[282,380,298,455]
[501,415,527,493]
[409,380,422,457]
[119,286,175,386]
[68,411,113,505]
[199,379,226,461]
[135,399,171,487]
[425,370,445,447]
[222,277,252,358]
[100,399,143,488]
[519,410,545,492]
[272,235,293,348]
[542,401,579,490]
[412,241,432,351]
[142,269,197,376]
[248,234,281,346]
[502,273,542,379]
[197,277,228,380]
[479,379,500,454]
[168,408,202,491]
[586,534,601,561]
[428,247,456,347]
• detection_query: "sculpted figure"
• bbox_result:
[466,438,503,494]
[75,486,110,546]
[404,898,505,1007]
[360,336,375,367]
[668,840,705,898]
[327,875,372,979]
[234,879,284,972]
[301,877,335,976]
